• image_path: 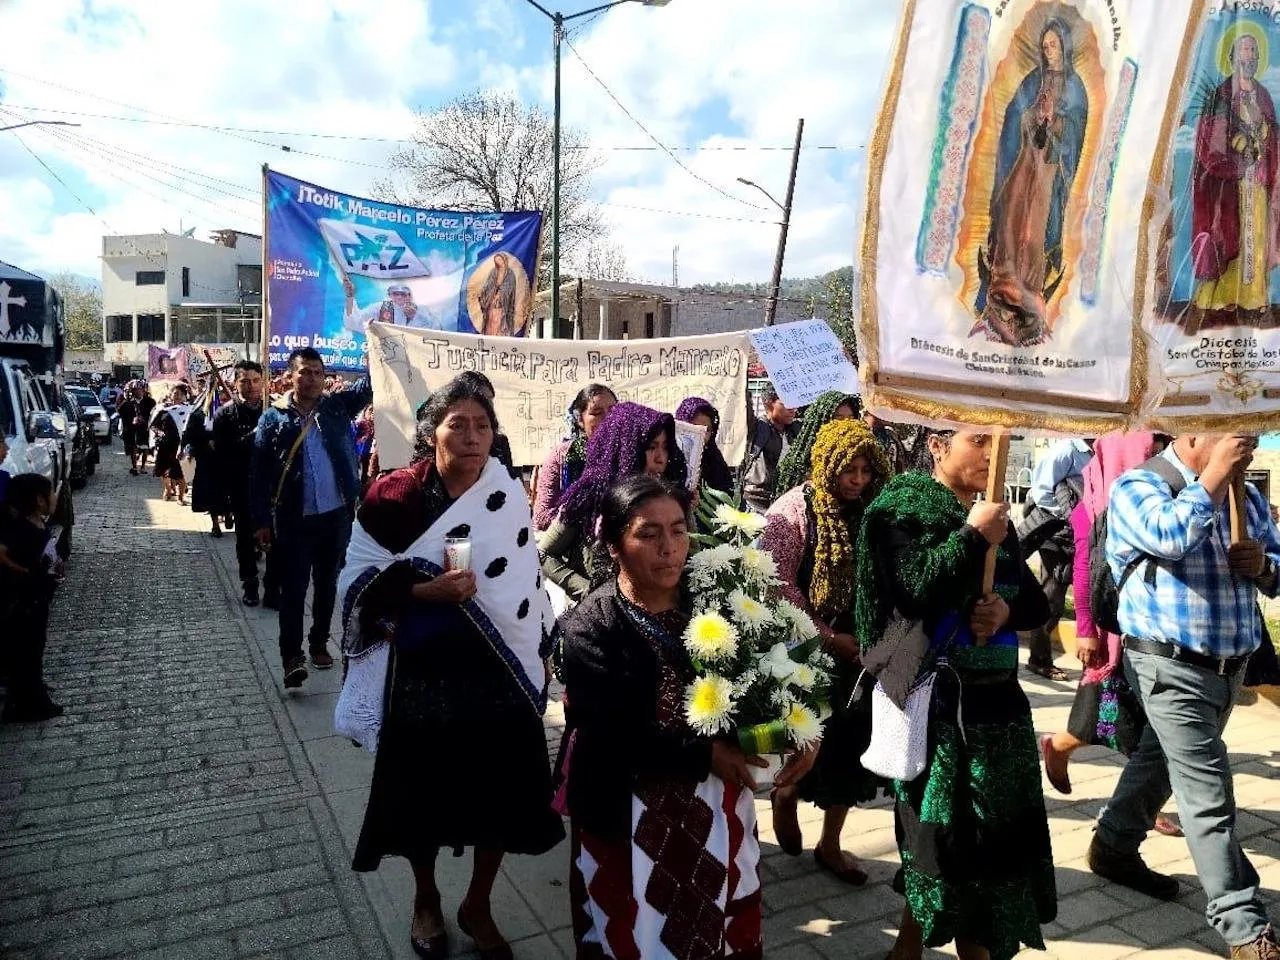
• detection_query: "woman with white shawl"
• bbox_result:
[336,377,563,960]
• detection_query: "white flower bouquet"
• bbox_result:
[683,488,836,766]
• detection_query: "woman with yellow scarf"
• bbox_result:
[760,418,892,884]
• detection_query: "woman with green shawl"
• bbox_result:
[771,391,858,499]
[855,430,1056,960]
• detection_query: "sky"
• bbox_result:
[0,0,900,287]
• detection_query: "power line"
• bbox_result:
[562,39,768,211]
[2,123,112,231]
[600,201,779,224]
[0,103,862,152]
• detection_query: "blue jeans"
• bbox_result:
[275,507,352,664]
[1096,649,1265,947]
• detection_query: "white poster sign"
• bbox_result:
[748,319,859,409]
[367,323,751,470]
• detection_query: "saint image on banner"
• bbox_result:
[974,12,1090,346]
[1159,17,1280,333]
[466,252,530,337]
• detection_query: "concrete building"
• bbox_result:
[101,229,262,380]
[530,279,819,340]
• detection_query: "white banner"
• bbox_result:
[367,323,752,470]
[749,319,858,408]
[859,0,1195,433]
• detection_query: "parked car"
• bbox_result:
[66,384,112,444]
[1,356,74,557]
[60,391,97,488]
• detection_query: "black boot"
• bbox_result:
[242,582,260,607]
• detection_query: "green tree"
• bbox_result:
[809,266,857,366]
[48,272,103,351]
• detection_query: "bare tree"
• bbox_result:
[568,240,632,282]
[375,92,606,283]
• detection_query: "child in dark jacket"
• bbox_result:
[1,473,62,723]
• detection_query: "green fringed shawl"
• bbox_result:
[771,390,856,497]
[854,471,1006,654]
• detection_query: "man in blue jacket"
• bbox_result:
[252,347,372,688]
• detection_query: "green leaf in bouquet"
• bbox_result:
[787,636,825,662]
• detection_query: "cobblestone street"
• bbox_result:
[2,447,1279,958]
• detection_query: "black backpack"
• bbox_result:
[1088,455,1186,636]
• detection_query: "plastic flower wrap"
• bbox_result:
[684,486,835,755]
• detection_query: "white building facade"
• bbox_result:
[101,230,262,379]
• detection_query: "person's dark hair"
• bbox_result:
[288,347,323,371]
[233,359,264,376]
[412,379,499,463]
[925,428,956,463]
[571,383,616,419]
[762,385,781,406]
[589,474,691,590]
[455,370,495,398]
[4,473,54,516]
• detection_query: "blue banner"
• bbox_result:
[264,169,543,371]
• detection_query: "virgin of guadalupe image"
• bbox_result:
[1181,27,1280,332]
[476,252,519,336]
[974,17,1088,346]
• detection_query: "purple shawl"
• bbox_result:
[674,396,735,494]
[556,401,687,532]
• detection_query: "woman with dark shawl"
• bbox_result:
[181,398,230,537]
[855,430,1056,960]
[771,391,858,499]
[557,474,815,959]
[532,384,617,531]
[337,378,563,959]
[151,384,192,504]
[538,401,687,603]
[762,419,890,884]
[674,396,735,495]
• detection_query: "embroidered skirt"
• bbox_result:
[570,775,762,959]
[893,668,1057,960]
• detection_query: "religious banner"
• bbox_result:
[366,323,751,470]
[147,345,188,382]
[264,168,543,373]
[748,318,859,409]
[859,0,1197,434]
[1144,3,1280,432]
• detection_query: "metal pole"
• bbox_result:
[765,118,804,326]
[551,14,564,342]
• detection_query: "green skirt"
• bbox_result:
[892,667,1057,960]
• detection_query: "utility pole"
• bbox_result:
[551,12,564,341]
[672,245,679,287]
[765,118,804,326]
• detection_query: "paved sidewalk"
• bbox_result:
[2,447,1278,958]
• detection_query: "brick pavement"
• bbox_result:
[3,446,1278,958]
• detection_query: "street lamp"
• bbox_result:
[736,118,804,326]
[0,120,81,133]
[522,0,672,336]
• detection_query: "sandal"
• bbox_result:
[1040,734,1072,795]
[410,896,448,959]
[1027,662,1070,682]
[813,848,868,887]
[1153,814,1184,837]
[770,789,803,857]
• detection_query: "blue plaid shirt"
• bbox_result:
[1107,446,1280,658]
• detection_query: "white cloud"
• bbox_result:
[0,0,899,286]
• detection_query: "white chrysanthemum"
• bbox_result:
[728,589,771,631]
[684,612,739,661]
[689,543,739,575]
[787,663,817,691]
[713,503,768,538]
[776,600,818,644]
[739,545,780,584]
[685,675,735,736]
[758,642,798,681]
[782,701,823,749]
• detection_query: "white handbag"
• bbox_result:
[334,641,390,754]
[859,671,936,783]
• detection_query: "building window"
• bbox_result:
[645,311,655,339]
[555,316,575,339]
[136,313,166,341]
[622,319,630,338]
[181,267,190,297]
[135,270,165,286]
[236,264,262,298]
[105,314,133,343]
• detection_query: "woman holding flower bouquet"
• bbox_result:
[539,402,687,602]
[762,418,890,884]
[557,475,815,959]
[855,430,1056,960]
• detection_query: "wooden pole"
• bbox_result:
[1229,474,1248,545]
[765,118,804,326]
[981,427,1011,596]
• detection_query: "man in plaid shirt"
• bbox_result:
[1089,435,1279,958]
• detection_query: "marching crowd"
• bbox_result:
[3,344,1279,959]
